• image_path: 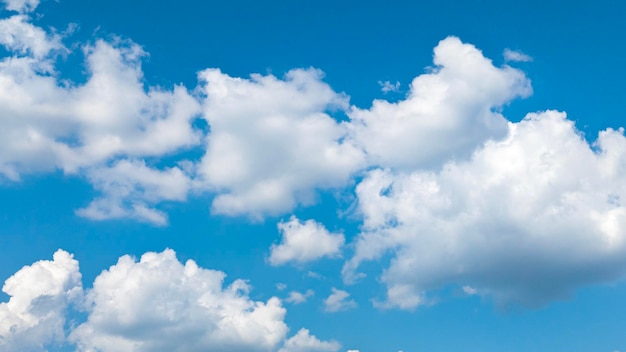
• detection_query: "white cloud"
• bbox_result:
[0,15,64,58]
[269,216,345,266]
[0,12,201,224]
[463,286,478,295]
[196,68,365,218]
[70,249,289,352]
[0,13,542,229]
[2,0,39,13]
[285,289,314,304]
[348,36,531,171]
[306,271,323,279]
[345,110,626,308]
[279,328,341,352]
[0,250,82,351]
[323,288,356,312]
[503,48,533,62]
[1,250,344,351]
[378,80,400,93]
[76,159,193,225]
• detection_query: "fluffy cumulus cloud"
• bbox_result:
[70,249,288,351]
[0,9,201,223]
[0,2,538,226]
[345,111,626,308]
[278,329,341,352]
[347,36,531,170]
[196,68,365,218]
[0,2,368,223]
[0,250,82,351]
[0,249,340,351]
[269,216,345,266]
[0,37,201,177]
[6,0,626,316]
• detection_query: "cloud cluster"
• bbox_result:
[0,2,531,224]
[0,249,339,351]
[346,111,626,308]
[0,5,201,223]
[4,0,626,312]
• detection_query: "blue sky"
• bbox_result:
[1,0,626,351]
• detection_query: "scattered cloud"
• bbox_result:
[324,288,356,312]
[279,328,341,352]
[4,1,626,316]
[503,48,533,62]
[285,289,315,304]
[269,216,345,266]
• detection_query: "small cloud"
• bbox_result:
[378,80,401,94]
[462,286,478,295]
[324,288,356,312]
[503,48,532,62]
[269,216,345,266]
[276,283,287,291]
[279,328,341,352]
[285,289,314,304]
[307,271,323,280]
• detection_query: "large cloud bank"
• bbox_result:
[0,0,529,224]
[3,0,626,316]
[0,250,340,351]
[345,111,626,308]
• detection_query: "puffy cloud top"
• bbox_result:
[0,250,82,351]
[70,249,289,351]
[348,36,531,170]
[346,111,626,308]
[0,249,340,351]
[269,216,345,266]
[197,68,365,218]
